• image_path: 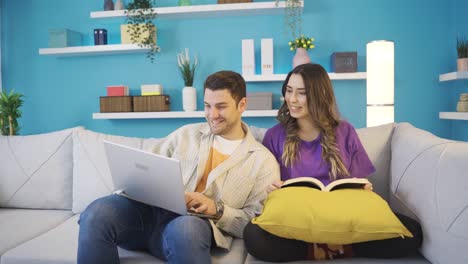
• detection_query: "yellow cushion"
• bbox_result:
[252,187,413,244]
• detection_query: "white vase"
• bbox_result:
[457,58,468,72]
[114,0,124,10]
[182,86,197,111]
[292,47,311,69]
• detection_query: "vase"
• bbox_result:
[178,0,192,6]
[182,86,197,111]
[457,58,468,72]
[114,0,124,10]
[104,0,114,11]
[292,47,311,69]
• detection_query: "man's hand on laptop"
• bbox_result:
[185,192,216,216]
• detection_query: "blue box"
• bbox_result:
[48,29,82,48]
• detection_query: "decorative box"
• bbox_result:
[121,24,157,45]
[107,85,129,96]
[100,96,133,112]
[133,95,170,112]
[247,92,272,110]
[48,29,82,48]
[331,52,357,73]
[141,84,163,96]
[218,0,252,3]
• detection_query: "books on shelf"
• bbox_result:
[94,29,108,45]
[282,177,370,192]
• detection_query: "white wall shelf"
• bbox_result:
[39,44,152,57]
[93,110,278,119]
[90,1,303,20]
[439,112,468,120]
[439,71,468,82]
[243,72,367,82]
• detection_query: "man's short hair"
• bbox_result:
[204,71,246,104]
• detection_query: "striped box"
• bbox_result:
[133,95,170,112]
[100,96,133,112]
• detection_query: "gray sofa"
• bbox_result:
[0,123,467,264]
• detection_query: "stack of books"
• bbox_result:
[457,93,468,112]
[94,29,108,45]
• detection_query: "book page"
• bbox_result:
[282,177,325,190]
[324,178,369,192]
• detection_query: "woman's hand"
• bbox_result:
[267,180,284,193]
[363,182,373,191]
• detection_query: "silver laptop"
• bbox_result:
[103,140,188,215]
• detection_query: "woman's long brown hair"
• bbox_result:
[277,63,349,180]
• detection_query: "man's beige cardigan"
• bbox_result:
[152,122,280,249]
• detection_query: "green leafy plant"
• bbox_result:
[125,0,159,63]
[276,0,303,39]
[288,34,315,51]
[177,48,198,87]
[457,37,468,58]
[0,89,24,136]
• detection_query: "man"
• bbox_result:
[77,71,280,264]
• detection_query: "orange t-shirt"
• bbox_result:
[195,135,242,192]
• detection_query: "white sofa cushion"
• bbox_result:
[0,208,73,255]
[0,128,76,209]
[391,122,468,264]
[72,128,143,213]
[1,214,246,264]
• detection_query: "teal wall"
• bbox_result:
[1,0,467,140]
[449,0,468,141]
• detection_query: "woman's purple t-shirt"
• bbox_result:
[262,121,376,186]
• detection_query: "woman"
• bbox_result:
[243,63,422,262]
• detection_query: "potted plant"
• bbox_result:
[125,0,159,63]
[0,89,24,136]
[457,37,468,71]
[276,0,303,39]
[177,48,198,111]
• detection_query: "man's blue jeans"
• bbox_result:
[77,194,213,264]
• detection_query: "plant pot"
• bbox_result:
[457,58,468,72]
[292,47,311,69]
[182,86,197,111]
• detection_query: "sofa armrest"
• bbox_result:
[390,123,468,264]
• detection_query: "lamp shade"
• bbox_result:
[366,40,394,127]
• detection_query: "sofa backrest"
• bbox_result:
[71,127,164,214]
[355,123,395,201]
[0,127,76,210]
[390,122,468,264]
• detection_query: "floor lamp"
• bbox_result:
[366,40,394,127]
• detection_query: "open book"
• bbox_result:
[281,177,370,192]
